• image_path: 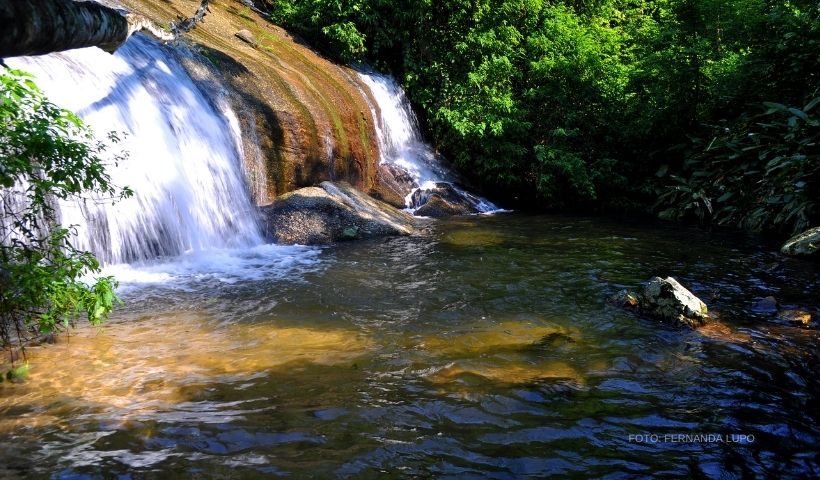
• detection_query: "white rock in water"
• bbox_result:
[781,226,820,256]
[640,277,709,328]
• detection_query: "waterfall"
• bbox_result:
[356,72,499,213]
[6,37,263,265]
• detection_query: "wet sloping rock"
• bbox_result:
[612,277,709,329]
[415,195,470,218]
[119,0,382,205]
[370,163,417,209]
[411,182,481,218]
[781,227,820,256]
[260,181,414,245]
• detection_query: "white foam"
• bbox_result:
[7,37,263,265]
[93,244,323,293]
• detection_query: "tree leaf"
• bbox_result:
[803,97,820,112]
[763,101,787,113]
[788,108,808,121]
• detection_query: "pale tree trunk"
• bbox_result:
[0,0,204,59]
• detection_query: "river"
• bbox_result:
[1,214,817,478]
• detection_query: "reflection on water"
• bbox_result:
[2,312,369,418]
[1,214,818,478]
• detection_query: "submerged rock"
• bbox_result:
[751,296,779,315]
[613,277,709,329]
[781,227,820,256]
[260,181,415,245]
[777,310,813,326]
[610,290,640,308]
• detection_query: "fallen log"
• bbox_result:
[0,0,210,58]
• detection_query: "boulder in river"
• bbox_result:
[414,194,472,218]
[260,181,415,245]
[639,277,709,328]
[411,182,482,218]
[780,226,820,256]
[612,277,709,329]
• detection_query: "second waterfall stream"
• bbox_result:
[357,72,500,214]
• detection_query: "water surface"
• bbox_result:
[1,214,818,478]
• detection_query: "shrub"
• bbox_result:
[1,68,130,349]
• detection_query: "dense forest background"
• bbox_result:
[263,0,818,234]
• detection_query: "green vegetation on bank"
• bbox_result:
[0,68,129,349]
[266,0,819,234]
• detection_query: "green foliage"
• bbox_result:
[0,68,130,348]
[267,0,373,63]
[4,362,29,382]
[269,0,819,229]
[656,97,820,233]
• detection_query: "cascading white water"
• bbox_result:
[357,72,499,213]
[6,37,263,264]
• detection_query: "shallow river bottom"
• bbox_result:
[1,214,818,478]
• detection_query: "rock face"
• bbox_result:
[260,181,415,245]
[781,227,820,256]
[119,0,382,205]
[613,277,709,329]
[639,277,709,328]
[370,163,417,209]
[411,183,481,218]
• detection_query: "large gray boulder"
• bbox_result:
[781,227,820,256]
[260,181,415,245]
[411,182,482,217]
[414,194,472,218]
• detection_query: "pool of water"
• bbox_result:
[1,214,818,478]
